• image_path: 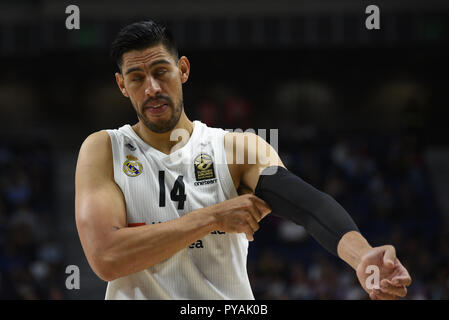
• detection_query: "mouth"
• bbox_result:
[144,103,169,116]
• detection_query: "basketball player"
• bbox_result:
[75,20,412,300]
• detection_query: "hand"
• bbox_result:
[211,194,271,241]
[356,245,412,300]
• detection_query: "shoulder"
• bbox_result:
[224,131,268,156]
[78,130,112,160]
[80,130,111,150]
[76,130,113,177]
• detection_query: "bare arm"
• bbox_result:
[337,231,372,269]
[75,131,219,281]
[75,131,269,281]
[225,131,285,193]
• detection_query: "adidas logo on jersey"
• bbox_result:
[125,143,136,151]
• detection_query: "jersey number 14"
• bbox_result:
[158,171,186,210]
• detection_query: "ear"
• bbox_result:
[115,72,129,98]
[178,56,190,84]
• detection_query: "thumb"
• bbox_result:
[382,245,396,268]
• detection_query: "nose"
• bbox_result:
[144,76,162,97]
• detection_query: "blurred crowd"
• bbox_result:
[0,142,65,299]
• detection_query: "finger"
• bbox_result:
[236,216,255,241]
[242,195,264,222]
[244,225,255,242]
[245,211,260,234]
[391,275,412,287]
[256,201,272,219]
[245,204,263,226]
[382,245,396,269]
[380,282,407,297]
[380,279,392,287]
[372,289,398,300]
[389,262,412,287]
[248,195,272,220]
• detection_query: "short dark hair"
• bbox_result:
[110,20,179,73]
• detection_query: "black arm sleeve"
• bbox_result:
[254,166,359,257]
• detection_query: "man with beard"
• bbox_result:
[75,20,411,300]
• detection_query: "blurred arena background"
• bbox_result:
[0,0,448,299]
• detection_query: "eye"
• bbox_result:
[155,69,167,76]
[131,76,143,82]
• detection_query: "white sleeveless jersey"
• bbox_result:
[104,121,254,300]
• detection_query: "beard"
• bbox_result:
[134,93,183,134]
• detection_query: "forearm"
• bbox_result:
[96,208,217,281]
[337,231,372,270]
[254,166,360,257]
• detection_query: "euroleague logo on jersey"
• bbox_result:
[123,155,143,177]
[193,153,217,186]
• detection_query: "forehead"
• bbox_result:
[122,44,175,71]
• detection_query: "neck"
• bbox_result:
[132,111,194,155]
